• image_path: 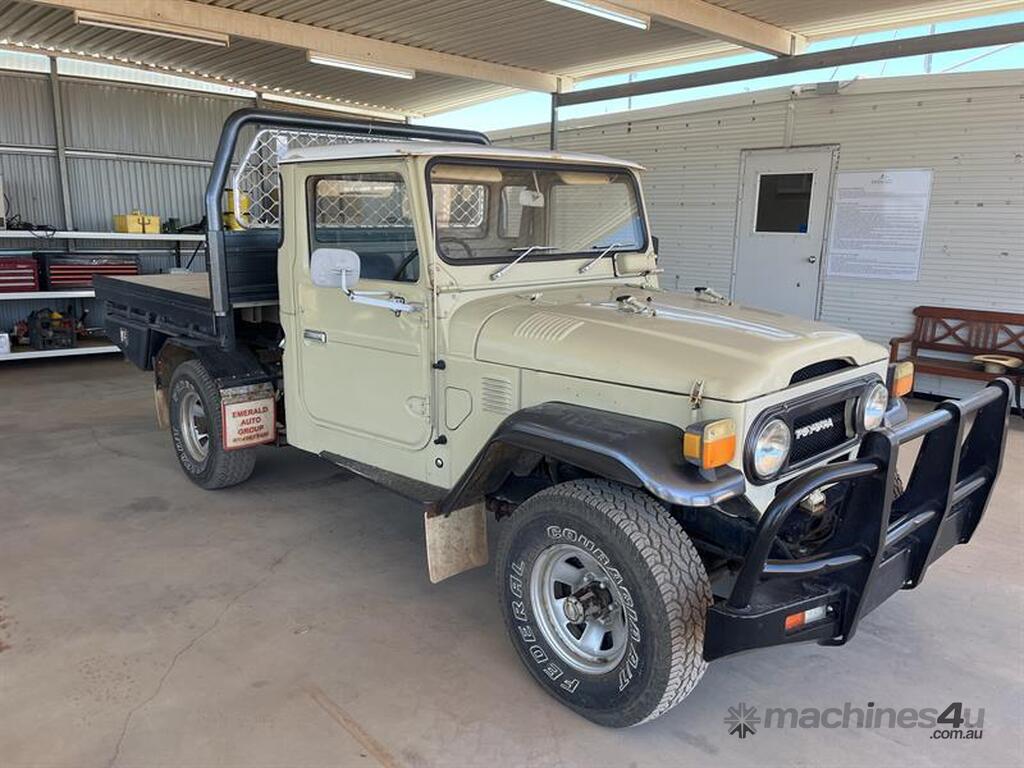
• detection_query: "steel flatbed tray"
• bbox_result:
[104,273,212,303]
[95,271,229,366]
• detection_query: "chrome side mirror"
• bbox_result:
[311,247,361,290]
[310,247,420,315]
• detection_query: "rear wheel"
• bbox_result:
[495,479,711,727]
[169,360,256,489]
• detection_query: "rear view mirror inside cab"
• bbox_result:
[519,189,545,207]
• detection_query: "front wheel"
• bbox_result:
[495,479,711,727]
[168,360,256,490]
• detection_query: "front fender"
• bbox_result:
[437,402,745,516]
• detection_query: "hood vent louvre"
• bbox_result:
[514,312,584,343]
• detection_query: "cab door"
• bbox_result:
[292,163,433,456]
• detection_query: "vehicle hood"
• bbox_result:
[451,285,887,402]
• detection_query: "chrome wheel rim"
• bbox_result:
[530,543,629,674]
[179,389,210,462]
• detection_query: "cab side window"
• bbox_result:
[308,173,419,282]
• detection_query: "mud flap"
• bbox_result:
[425,503,488,583]
[154,385,170,430]
[220,383,276,450]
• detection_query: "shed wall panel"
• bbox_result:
[66,157,209,232]
[60,79,248,160]
[0,72,54,147]
[0,152,62,227]
[790,87,1024,344]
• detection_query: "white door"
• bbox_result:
[732,147,837,318]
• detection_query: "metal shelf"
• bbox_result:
[0,230,205,242]
[0,340,120,362]
[0,289,96,301]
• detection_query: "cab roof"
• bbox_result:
[280,141,644,170]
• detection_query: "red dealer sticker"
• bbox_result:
[221,387,276,450]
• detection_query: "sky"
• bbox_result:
[417,9,1024,132]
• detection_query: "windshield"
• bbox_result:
[428,161,646,264]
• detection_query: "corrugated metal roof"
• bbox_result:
[1,0,1019,116]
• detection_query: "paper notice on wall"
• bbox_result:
[826,169,933,281]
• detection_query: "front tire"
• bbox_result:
[168,360,256,490]
[495,479,711,727]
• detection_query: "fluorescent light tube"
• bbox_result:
[307,51,415,80]
[74,11,230,47]
[543,0,650,30]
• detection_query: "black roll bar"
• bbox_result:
[203,108,490,316]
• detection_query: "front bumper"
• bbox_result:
[704,379,1012,661]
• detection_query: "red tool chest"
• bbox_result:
[0,257,41,292]
[41,254,140,289]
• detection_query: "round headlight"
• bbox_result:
[859,383,889,431]
[752,418,792,479]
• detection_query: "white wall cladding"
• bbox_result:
[792,86,1024,343]
[497,73,1024,396]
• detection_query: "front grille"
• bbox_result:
[790,400,850,464]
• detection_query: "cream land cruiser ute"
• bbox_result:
[96,110,1012,728]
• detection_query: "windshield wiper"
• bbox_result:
[578,243,622,274]
[490,245,556,281]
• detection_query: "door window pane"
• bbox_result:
[755,173,813,233]
[309,173,418,282]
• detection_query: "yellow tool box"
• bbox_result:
[113,210,161,234]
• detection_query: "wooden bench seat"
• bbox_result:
[889,305,1023,412]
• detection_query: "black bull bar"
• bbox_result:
[704,379,1012,661]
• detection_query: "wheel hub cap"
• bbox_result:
[562,596,585,623]
[530,543,629,674]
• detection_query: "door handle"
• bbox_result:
[807,255,818,264]
[303,329,327,344]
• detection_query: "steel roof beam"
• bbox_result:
[556,21,1024,107]
[614,0,805,56]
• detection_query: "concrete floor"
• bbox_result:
[1,356,1021,768]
